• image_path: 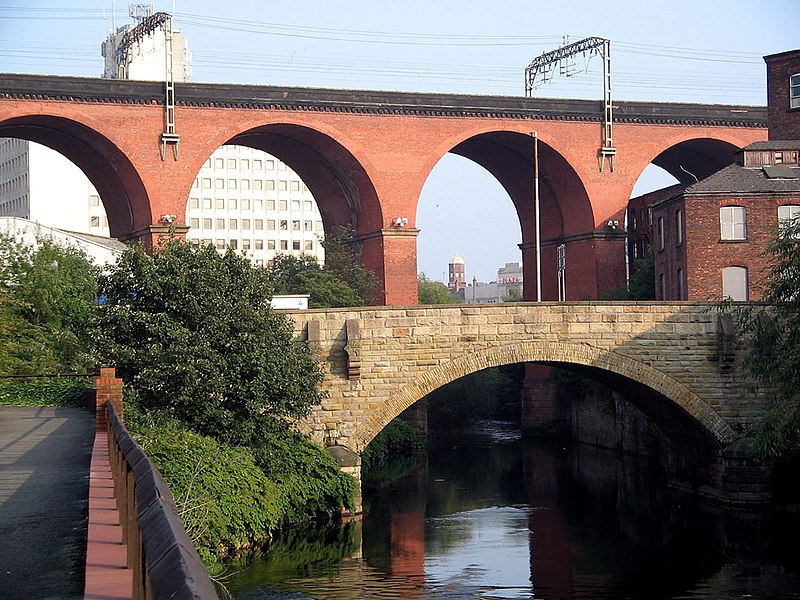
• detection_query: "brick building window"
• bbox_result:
[675,209,683,246]
[677,268,685,300]
[657,217,665,251]
[778,205,800,237]
[722,266,748,301]
[791,73,800,109]
[720,206,746,240]
[658,273,666,300]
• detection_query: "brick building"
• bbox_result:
[651,49,800,301]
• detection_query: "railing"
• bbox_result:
[105,401,220,599]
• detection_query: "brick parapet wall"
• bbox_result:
[289,302,765,452]
[91,367,124,432]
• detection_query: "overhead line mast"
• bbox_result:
[525,36,616,172]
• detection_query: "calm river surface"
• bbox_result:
[227,422,800,599]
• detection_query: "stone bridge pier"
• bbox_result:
[288,302,772,510]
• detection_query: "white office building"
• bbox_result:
[0,7,324,267]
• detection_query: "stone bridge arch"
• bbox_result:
[354,339,735,451]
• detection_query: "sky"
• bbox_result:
[1,0,798,282]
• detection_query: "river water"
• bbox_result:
[227,422,800,599]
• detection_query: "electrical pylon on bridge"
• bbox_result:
[525,36,616,171]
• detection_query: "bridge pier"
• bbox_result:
[326,445,363,516]
[521,364,569,436]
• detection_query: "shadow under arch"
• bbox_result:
[355,340,735,452]
[229,124,382,235]
[0,115,149,238]
[651,138,742,185]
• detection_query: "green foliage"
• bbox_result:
[603,251,655,300]
[268,225,380,307]
[249,424,358,521]
[0,233,98,374]
[268,254,362,308]
[131,413,283,555]
[362,418,423,472]
[418,273,462,304]
[503,287,523,302]
[321,225,381,305]
[94,239,324,445]
[0,376,92,407]
[722,220,800,458]
[427,365,523,426]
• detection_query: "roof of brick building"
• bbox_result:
[685,163,800,194]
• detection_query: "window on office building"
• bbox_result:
[190,197,199,209]
[280,240,288,250]
[228,159,237,169]
[268,240,275,250]
[254,180,263,191]
[720,206,746,240]
[228,179,237,190]
[255,219,264,230]
[215,178,224,189]
[202,198,212,209]
[215,158,224,168]
[293,240,301,251]
[190,218,199,229]
[216,218,225,229]
[254,159,263,170]
[305,240,314,251]
[242,219,251,230]
[266,180,275,191]
[241,159,249,170]
[216,198,225,209]
[241,199,250,210]
[242,239,251,250]
[279,180,287,191]
[229,199,237,210]
[292,220,300,230]
[203,218,212,229]
[229,219,238,230]
[291,181,300,191]
[89,195,100,206]
[255,240,263,250]
[267,220,275,230]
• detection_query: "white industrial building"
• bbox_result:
[0,5,324,267]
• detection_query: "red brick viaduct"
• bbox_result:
[0,73,767,304]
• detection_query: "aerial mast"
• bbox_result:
[525,36,616,172]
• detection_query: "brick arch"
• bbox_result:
[354,340,735,451]
[417,129,594,300]
[0,115,149,238]
[651,137,742,184]
[224,124,382,234]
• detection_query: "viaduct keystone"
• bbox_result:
[0,73,767,304]
[289,302,769,508]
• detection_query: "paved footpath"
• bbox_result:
[0,406,94,600]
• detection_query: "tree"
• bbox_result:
[268,225,380,307]
[725,220,800,458]
[268,254,364,308]
[320,225,381,305]
[94,239,325,445]
[0,233,98,373]
[602,251,655,300]
[418,273,462,304]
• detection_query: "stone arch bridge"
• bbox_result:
[288,302,768,507]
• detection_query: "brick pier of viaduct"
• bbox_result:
[288,302,769,507]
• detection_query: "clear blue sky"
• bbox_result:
[1,1,797,281]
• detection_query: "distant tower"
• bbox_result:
[448,255,466,292]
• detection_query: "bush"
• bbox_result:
[361,418,423,471]
[0,376,92,407]
[132,415,283,555]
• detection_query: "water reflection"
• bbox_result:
[228,422,800,599]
